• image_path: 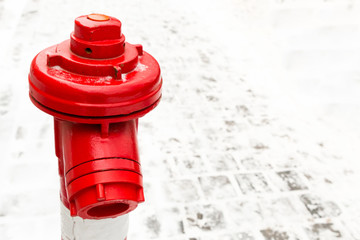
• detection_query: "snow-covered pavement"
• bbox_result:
[1,0,360,239]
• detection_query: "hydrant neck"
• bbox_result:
[55,118,144,219]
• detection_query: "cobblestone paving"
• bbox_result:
[1,0,360,239]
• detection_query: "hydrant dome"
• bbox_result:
[29,15,162,122]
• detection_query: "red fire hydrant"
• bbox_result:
[28,14,162,239]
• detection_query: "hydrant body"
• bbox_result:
[28,14,162,238]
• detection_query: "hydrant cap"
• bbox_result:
[29,14,162,123]
[71,14,124,58]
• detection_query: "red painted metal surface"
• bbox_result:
[28,14,162,220]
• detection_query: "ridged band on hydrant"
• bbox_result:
[28,13,162,223]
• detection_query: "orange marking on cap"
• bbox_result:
[87,14,110,21]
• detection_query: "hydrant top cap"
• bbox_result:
[73,14,122,42]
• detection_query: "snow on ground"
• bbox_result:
[0,0,360,239]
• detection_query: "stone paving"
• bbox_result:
[1,0,360,239]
